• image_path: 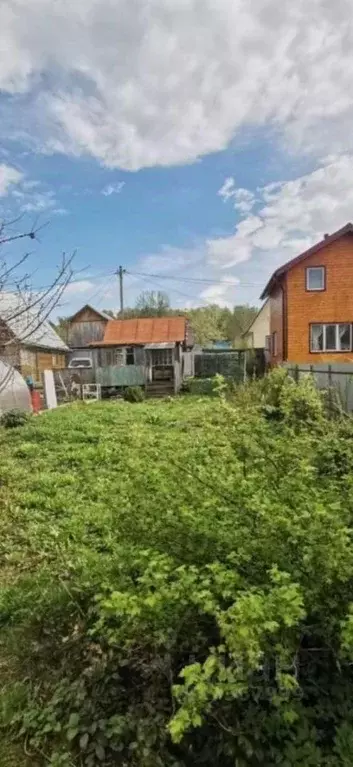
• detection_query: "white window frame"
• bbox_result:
[306,266,325,292]
[310,323,352,353]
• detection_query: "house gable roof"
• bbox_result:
[260,223,353,299]
[0,292,68,351]
[69,304,111,322]
[97,316,187,346]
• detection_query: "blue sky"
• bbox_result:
[1,0,353,317]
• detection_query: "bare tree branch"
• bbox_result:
[0,218,75,396]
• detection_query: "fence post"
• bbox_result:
[295,364,299,383]
[328,364,332,418]
[243,350,247,384]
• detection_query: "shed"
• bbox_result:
[0,292,68,383]
[67,305,110,348]
[0,360,31,414]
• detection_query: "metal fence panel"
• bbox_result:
[194,352,244,380]
[283,362,353,412]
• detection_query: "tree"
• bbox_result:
[0,217,74,390]
[135,290,171,317]
[227,304,259,346]
[186,305,231,347]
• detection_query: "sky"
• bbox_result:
[1,0,353,316]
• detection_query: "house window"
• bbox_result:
[52,354,61,367]
[310,323,352,352]
[152,348,173,366]
[114,348,124,366]
[306,266,325,291]
[126,347,135,365]
[265,335,271,352]
[102,349,113,366]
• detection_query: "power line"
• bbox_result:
[127,272,225,308]
[126,269,263,287]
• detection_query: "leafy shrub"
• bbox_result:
[184,375,230,397]
[261,368,324,426]
[123,385,145,403]
[279,373,324,426]
[3,397,353,764]
[262,366,289,410]
[0,408,29,428]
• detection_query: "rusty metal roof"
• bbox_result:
[98,316,187,346]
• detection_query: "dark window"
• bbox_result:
[325,324,336,350]
[126,347,135,365]
[306,266,325,291]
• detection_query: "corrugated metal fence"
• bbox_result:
[284,362,353,412]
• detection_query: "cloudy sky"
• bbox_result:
[1,0,353,314]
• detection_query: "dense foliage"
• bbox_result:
[123,385,145,402]
[2,375,353,765]
[0,408,30,428]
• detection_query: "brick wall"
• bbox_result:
[286,233,353,363]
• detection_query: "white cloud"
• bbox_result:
[101,181,125,196]
[64,280,95,296]
[200,276,240,306]
[218,179,255,215]
[1,0,353,169]
[0,163,23,196]
[126,153,353,309]
[20,189,57,212]
[218,177,236,202]
[211,154,353,277]
[0,170,67,215]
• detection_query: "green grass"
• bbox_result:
[3,386,353,765]
[0,397,240,581]
[0,396,243,765]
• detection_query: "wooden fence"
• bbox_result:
[284,362,353,413]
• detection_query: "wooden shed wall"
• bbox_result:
[68,308,107,348]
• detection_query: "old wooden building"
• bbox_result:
[67,304,110,349]
[0,293,68,383]
[67,307,194,395]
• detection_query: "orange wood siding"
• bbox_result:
[270,283,285,363]
[36,351,66,377]
[286,233,353,363]
[20,350,66,383]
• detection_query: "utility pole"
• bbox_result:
[117,265,126,318]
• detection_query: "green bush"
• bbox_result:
[123,385,145,403]
[261,368,324,426]
[183,374,230,397]
[3,397,353,764]
[0,408,29,428]
[279,373,324,426]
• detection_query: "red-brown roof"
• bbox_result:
[97,316,187,346]
[260,223,353,299]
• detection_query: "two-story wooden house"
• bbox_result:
[261,223,353,365]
